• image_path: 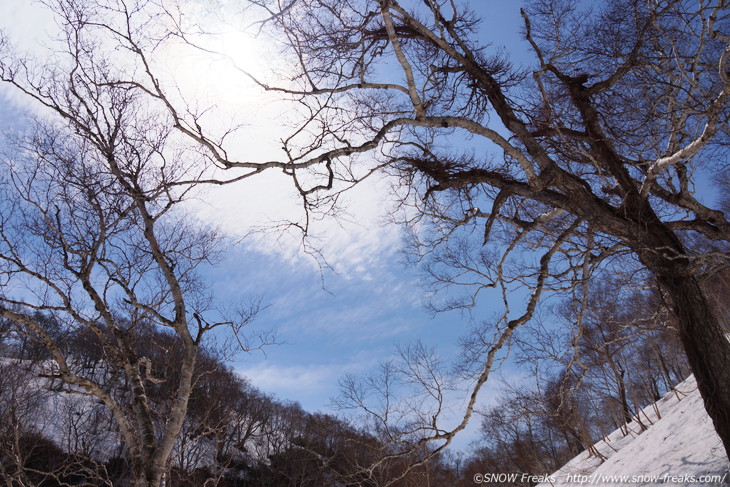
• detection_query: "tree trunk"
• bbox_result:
[560,430,583,457]
[131,455,164,487]
[616,368,632,425]
[651,264,730,458]
[132,471,163,487]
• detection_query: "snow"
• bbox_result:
[538,375,729,486]
[5,356,730,484]
[0,357,273,469]
[0,357,120,458]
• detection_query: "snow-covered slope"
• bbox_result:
[538,375,729,486]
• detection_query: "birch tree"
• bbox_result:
[243,0,730,462]
[0,2,265,486]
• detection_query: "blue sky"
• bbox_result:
[209,0,533,409]
[0,0,531,450]
[199,2,533,450]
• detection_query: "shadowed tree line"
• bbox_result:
[0,320,460,486]
[1,0,728,485]
[454,276,700,487]
[0,271,707,487]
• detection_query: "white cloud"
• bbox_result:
[237,363,339,393]
[192,170,405,282]
[2,0,405,281]
[235,353,380,406]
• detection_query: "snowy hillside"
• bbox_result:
[538,375,729,486]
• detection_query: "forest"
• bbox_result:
[0,0,728,485]
[0,286,702,485]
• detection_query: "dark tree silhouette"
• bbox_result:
[240,0,730,461]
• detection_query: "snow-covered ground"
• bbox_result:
[537,375,729,486]
[0,356,269,469]
[0,357,122,458]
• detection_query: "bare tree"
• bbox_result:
[0,356,115,486]
[3,0,728,481]
[0,2,271,486]
[240,0,730,463]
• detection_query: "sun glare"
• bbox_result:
[159,6,277,111]
[202,29,271,104]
